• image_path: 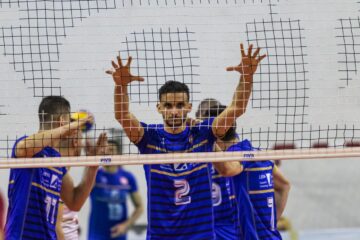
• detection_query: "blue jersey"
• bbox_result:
[211,166,238,240]
[228,140,282,240]
[136,118,216,240]
[88,167,138,240]
[5,136,67,240]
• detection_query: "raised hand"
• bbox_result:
[226,43,266,76]
[85,132,108,156]
[106,56,144,86]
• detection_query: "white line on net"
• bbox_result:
[1,147,360,169]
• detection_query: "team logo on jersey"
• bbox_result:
[174,163,188,172]
[119,177,128,185]
[266,173,272,186]
[50,174,59,190]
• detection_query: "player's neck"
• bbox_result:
[163,124,186,134]
[217,138,239,151]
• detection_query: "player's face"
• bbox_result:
[106,143,119,155]
[195,102,210,120]
[157,92,192,128]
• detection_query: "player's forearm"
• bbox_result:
[275,184,290,218]
[114,85,131,122]
[213,161,243,177]
[212,74,253,138]
[114,85,143,143]
[125,205,144,229]
[230,74,253,116]
[68,166,98,211]
[15,126,69,158]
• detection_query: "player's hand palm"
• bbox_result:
[227,43,266,76]
[106,56,144,86]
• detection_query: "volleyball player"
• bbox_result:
[88,139,143,240]
[211,105,291,239]
[197,100,240,240]
[56,131,108,240]
[107,43,265,239]
[5,96,107,240]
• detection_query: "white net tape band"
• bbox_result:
[1,147,360,169]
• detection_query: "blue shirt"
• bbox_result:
[211,166,239,240]
[88,167,138,240]
[136,118,216,240]
[228,140,282,240]
[5,136,67,240]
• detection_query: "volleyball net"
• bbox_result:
[1,0,360,168]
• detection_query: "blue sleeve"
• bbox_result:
[127,172,138,193]
[135,122,149,153]
[11,136,28,158]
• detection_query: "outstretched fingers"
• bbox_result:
[240,43,246,57]
[226,66,236,72]
[117,55,124,67]
[125,56,133,67]
[257,54,266,62]
[111,60,118,69]
[105,70,114,75]
[132,75,145,82]
[247,44,253,57]
[252,47,260,58]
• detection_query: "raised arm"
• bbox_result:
[106,56,145,144]
[15,116,91,158]
[60,133,107,211]
[212,143,243,177]
[273,165,291,218]
[212,44,266,138]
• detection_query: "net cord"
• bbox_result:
[1,147,360,169]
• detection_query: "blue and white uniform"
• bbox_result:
[88,167,138,240]
[137,118,216,240]
[228,140,282,240]
[5,136,67,240]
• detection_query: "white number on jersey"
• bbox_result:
[174,179,191,205]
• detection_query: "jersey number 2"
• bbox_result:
[174,179,191,205]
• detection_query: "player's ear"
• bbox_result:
[156,103,162,114]
[59,114,69,127]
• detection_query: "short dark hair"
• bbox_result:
[158,81,190,101]
[38,96,70,123]
[107,139,122,155]
[205,104,238,141]
[197,98,221,118]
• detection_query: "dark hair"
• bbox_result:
[196,98,221,118]
[107,139,122,155]
[158,81,190,101]
[38,96,70,123]
[205,104,238,141]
